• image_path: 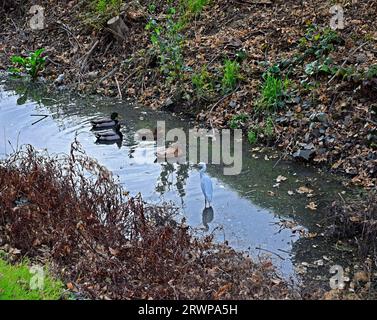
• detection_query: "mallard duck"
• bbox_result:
[95,124,123,142]
[91,112,120,129]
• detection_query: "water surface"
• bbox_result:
[0,79,355,282]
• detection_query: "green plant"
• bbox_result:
[263,117,275,138]
[182,0,209,16]
[176,0,209,28]
[0,258,63,300]
[229,113,248,129]
[365,65,377,79]
[9,48,47,80]
[235,49,247,62]
[192,66,213,98]
[95,0,122,13]
[147,3,157,13]
[257,73,290,111]
[247,130,257,145]
[245,117,275,145]
[83,0,123,29]
[146,7,185,82]
[300,24,340,58]
[304,57,337,76]
[300,78,319,92]
[222,59,241,93]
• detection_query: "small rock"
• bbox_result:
[355,53,367,64]
[54,73,65,85]
[87,71,98,79]
[164,98,173,106]
[229,100,237,108]
[367,134,377,142]
[275,116,288,124]
[314,259,324,266]
[345,167,358,175]
[325,136,335,143]
[312,128,321,138]
[298,142,314,150]
[302,100,312,109]
[293,149,315,161]
[310,112,328,123]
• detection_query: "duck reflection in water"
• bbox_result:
[202,206,214,232]
[94,123,123,149]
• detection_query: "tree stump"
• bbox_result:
[107,16,128,42]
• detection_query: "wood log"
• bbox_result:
[106,16,128,42]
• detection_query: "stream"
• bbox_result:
[0,78,358,286]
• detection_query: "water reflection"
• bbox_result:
[94,126,124,149]
[156,163,190,201]
[95,136,123,149]
[202,206,214,232]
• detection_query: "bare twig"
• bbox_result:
[256,246,285,260]
[98,66,118,85]
[115,77,122,100]
[80,39,100,72]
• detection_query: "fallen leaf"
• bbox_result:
[297,186,314,194]
[276,175,287,183]
[305,232,318,238]
[214,283,232,299]
[109,247,119,256]
[306,202,317,210]
[353,271,369,283]
[349,216,361,222]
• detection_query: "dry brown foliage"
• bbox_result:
[328,191,377,260]
[0,142,296,299]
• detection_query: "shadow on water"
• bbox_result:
[0,78,361,285]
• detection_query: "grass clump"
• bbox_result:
[222,59,241,93]
[95,0,122,13]
[192,65,213,98]
[229,113,248,129]
[257,72,290,111]
[245,117,275,145]
[181,0,209,18]
[83,0,123,29]
[0,259,63,300]
[247,130,257,145]
[263,116,275,138]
